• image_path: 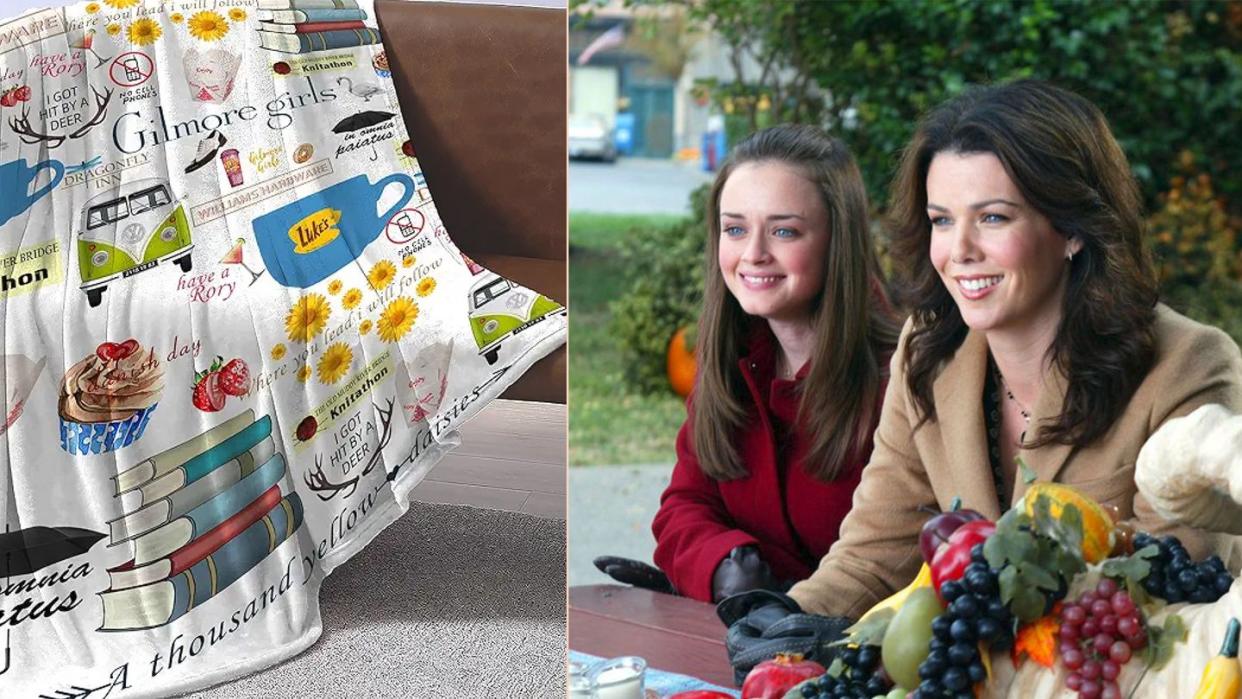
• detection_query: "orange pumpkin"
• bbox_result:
[667,325,697,398]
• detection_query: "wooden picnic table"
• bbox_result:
[569,584,738,690]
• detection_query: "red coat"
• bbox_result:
[652,327,883,603]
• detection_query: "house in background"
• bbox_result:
[569,4,742,163]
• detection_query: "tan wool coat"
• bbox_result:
[788,304,1242,618]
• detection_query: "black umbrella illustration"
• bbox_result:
[0,525,105,577]
[332,111,396,162]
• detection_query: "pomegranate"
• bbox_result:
[741,653,825,699]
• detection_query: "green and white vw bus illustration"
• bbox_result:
[77,178,194,307]
[468,271,565,365]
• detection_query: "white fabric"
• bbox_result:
[0,0,566,695]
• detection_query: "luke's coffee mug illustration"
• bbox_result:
[254,174,415,288]
[1,158,65,228]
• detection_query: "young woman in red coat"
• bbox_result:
[645,125,902,603]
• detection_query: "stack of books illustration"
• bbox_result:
[100,410,303,631]
[257,0,380,54]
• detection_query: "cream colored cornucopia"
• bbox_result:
[982,404,1242,697]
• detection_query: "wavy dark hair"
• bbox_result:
[888,80,1158,447]
[694,124,902,481]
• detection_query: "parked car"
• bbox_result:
[568,113,617,162]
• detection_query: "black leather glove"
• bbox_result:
[592,556,677,595]
[716,589,854,687]
[711,545,777,602]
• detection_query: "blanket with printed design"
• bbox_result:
[0,0,566,695]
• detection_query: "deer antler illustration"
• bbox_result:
[8,86,113,149]
[68,86,113,139]
[8,109,66,149]
[361,397,396,476]
[303,453,360,502]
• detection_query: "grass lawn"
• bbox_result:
[570,212,688,467]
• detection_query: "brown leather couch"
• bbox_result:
[377,0,567,404]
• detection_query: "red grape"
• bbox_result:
[1101,660,1120,681]
[1096,578,1118,598]
[1100,614,1118,635]
[1061,624,1080,643]
[1082,659,1101,680]
[1093,633,1114,654]
[1066,672,1084,691]
[1079,591,1098,607]
[1082,619,1099,637]
[1109,641,1132,664]
[1117,615,1140,638]
[1062,647,1085,670]
[1091,599,1112,617]
[1130,629,1148,650]
[1080,679,1102,699]
[1101,681,1121,699]
[1110,591,1135,616]
[1063,604,1086,626]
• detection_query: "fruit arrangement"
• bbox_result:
[752,474,1242,699]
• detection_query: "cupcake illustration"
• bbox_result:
[373,51,390,79]
[59,339,164,455]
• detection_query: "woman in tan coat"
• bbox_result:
[721,80,1242,680]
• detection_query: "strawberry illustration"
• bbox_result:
[0,89,16,108]
[13,86,31,103]
[191,371,225,412]
[217,357,250,397]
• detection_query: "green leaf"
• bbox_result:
[1143,614,1188,671]
[998,566,1019,605]
[1021,564,1060,592]
[840,608,894,647]
[1017,456,1037,485]
[1012,588,1046,622]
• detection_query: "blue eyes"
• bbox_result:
[721,226,797,238]
[928,213,1009,227]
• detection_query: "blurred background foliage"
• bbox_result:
[607,0,1242,396]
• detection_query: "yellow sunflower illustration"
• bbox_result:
[327,279,343,295]
[377,296,418,342]
[368,259,397,290]
[188,10,229,42]
[359,319,373,336]
[316,343,353,385]
[342,288,363,310]
[85,2,101,14]
[285,293,331,343]
[270,343,287,361]
[170,12,184,23]
[296,364,312,383]
[106,22,121,36]
[402,255,415,268]
[228,7,247,22]
[416,277,436,297]
[102,0,138,8]
[127,18,162,46]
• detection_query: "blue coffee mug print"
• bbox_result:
[0,158,65,228]
[254,173,415,288]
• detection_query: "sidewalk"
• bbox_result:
[568,463,672,586]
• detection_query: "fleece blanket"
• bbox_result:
[0,0,566,695]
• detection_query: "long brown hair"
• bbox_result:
[888,80,1158,447]
[694,124,902,481]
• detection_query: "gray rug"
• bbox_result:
[183,501,566,698]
